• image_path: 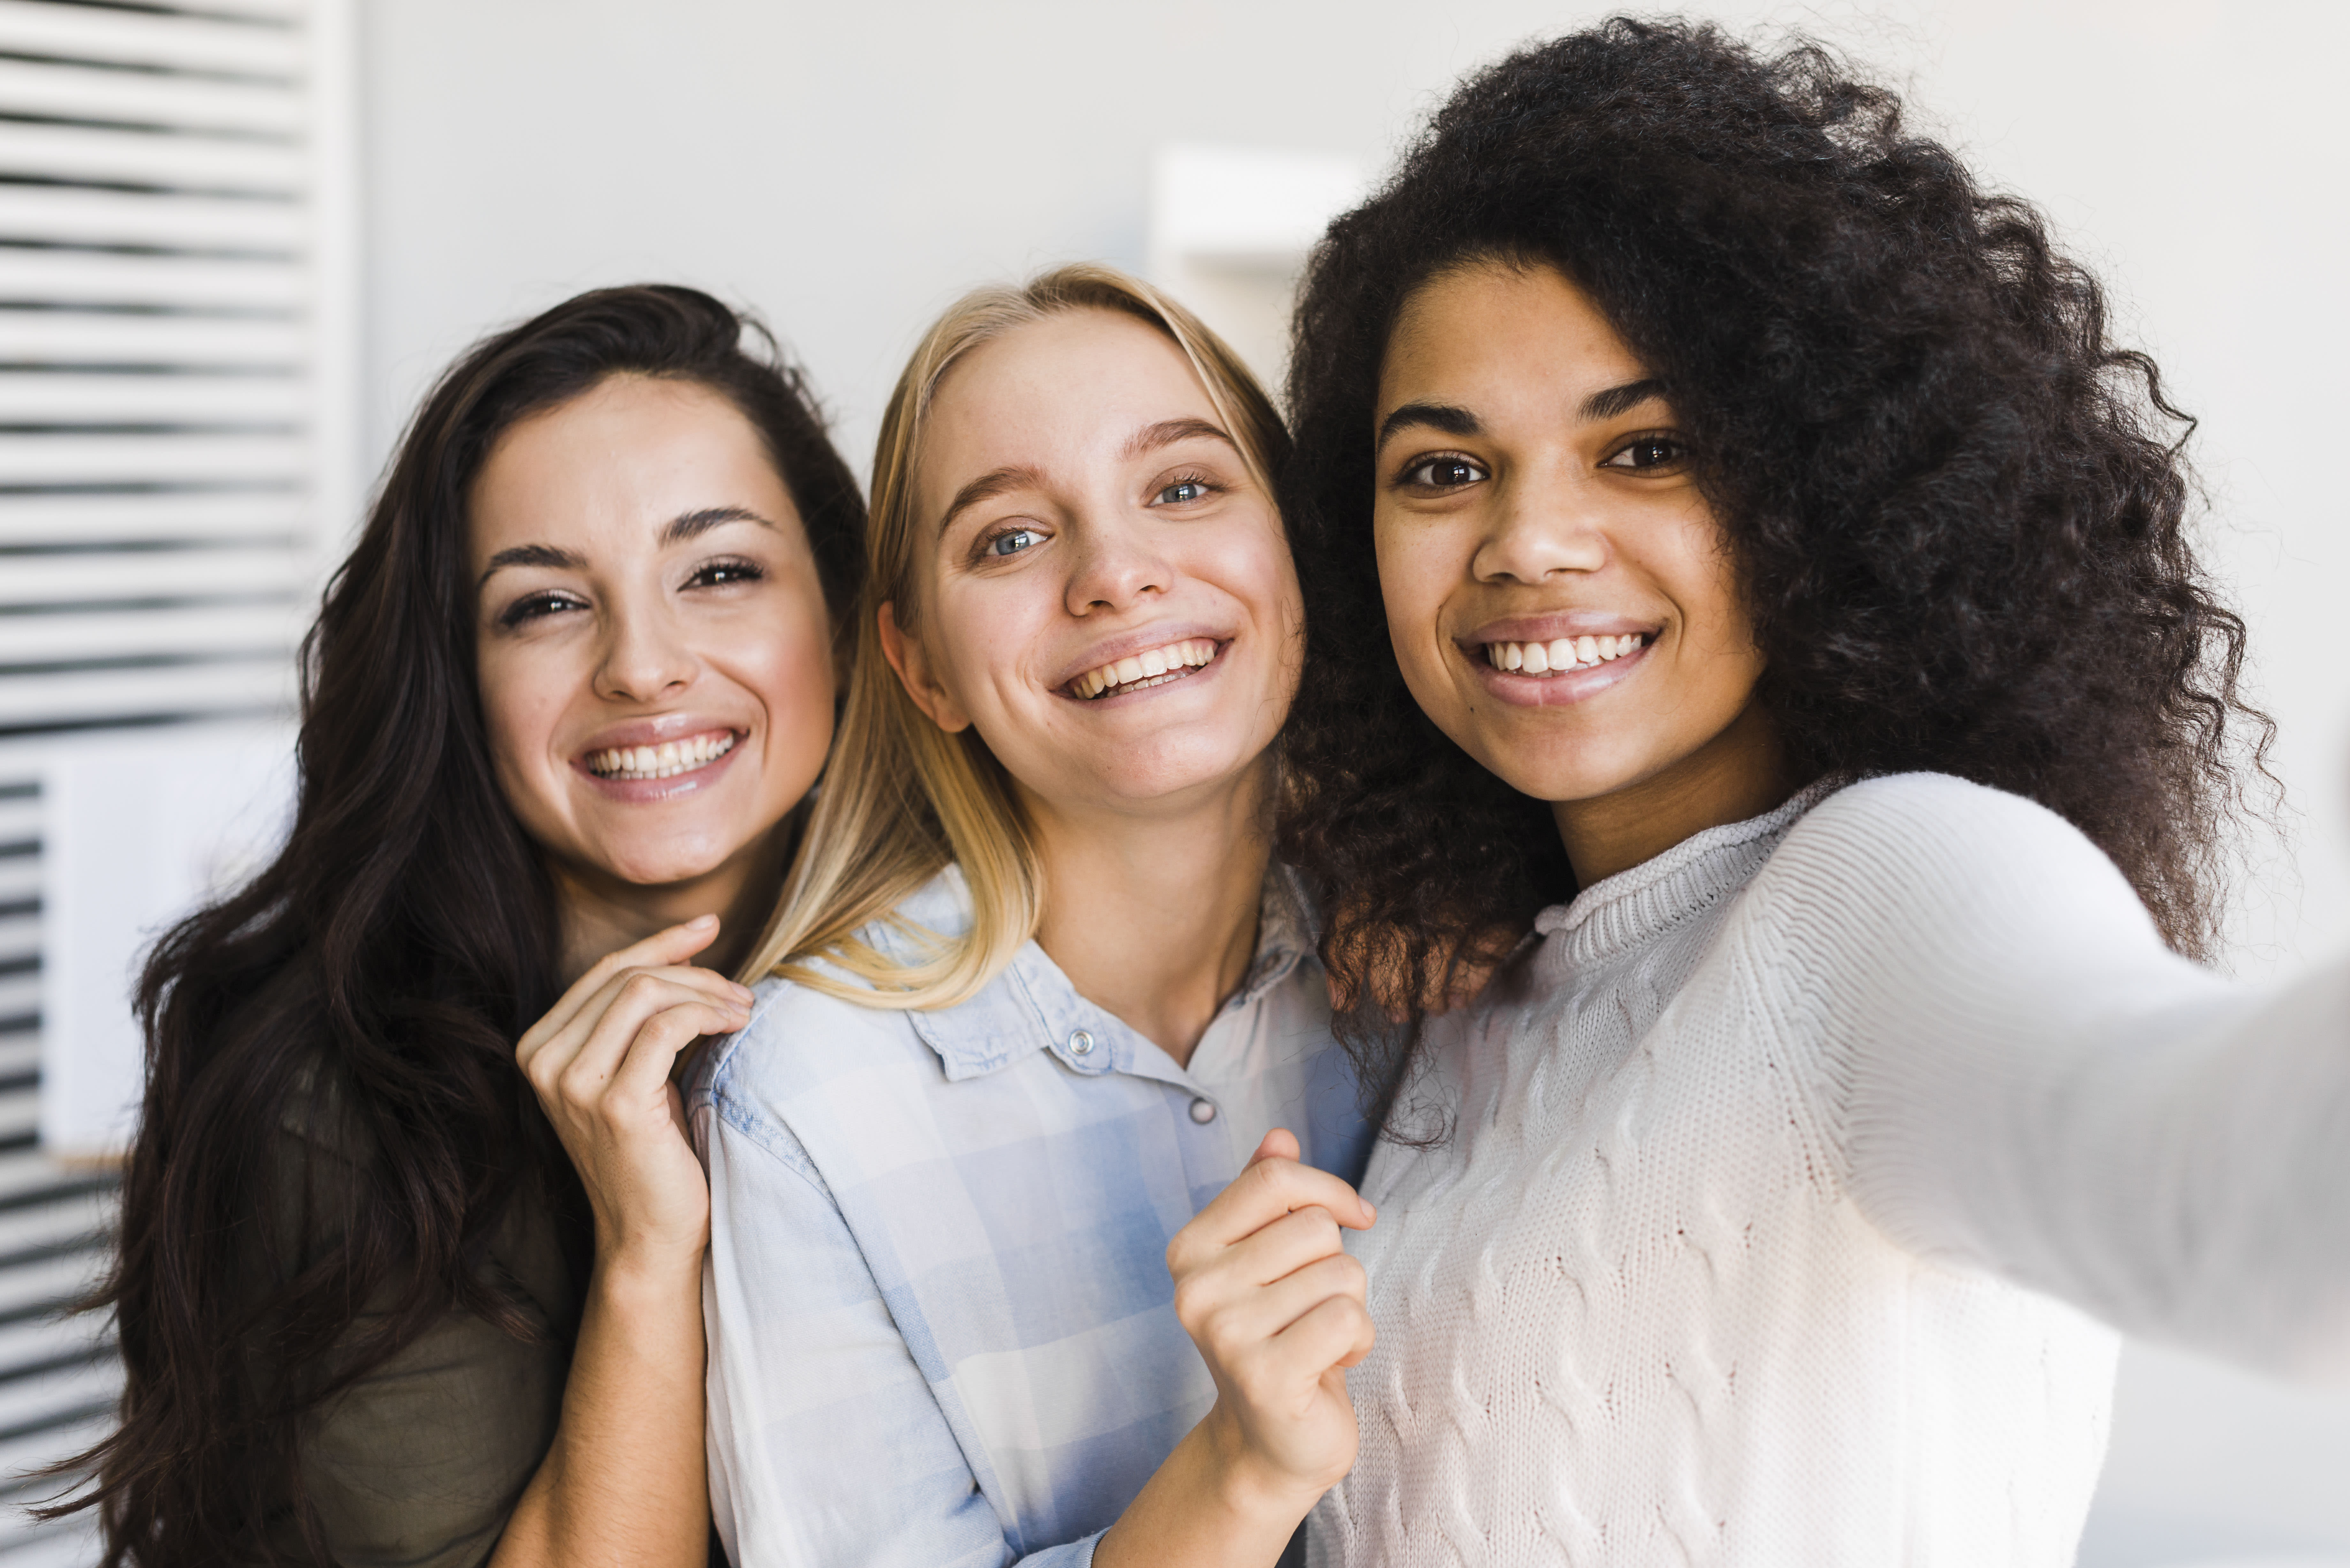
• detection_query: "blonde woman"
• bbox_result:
[690,267,1376,1568]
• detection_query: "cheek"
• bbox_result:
[1372,514,1454,674]
[475,640,561,774]
[741,608,839,732]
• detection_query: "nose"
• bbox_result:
[1063,513,1175,617]
[1471,468,1610,585]
[594,595,698,703]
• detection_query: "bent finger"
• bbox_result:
[524,917,725,1052]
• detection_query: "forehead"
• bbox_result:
[919,309,1213,491]
[1381,260,1649,413]
[469,375,790,553]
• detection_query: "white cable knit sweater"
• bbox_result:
[1313,773,2350,1567]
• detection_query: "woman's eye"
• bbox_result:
[1602,435,1687,471]
[498,592,584,628]
[688,559,765,588]
[1155,478,1211,506]
[1400,456,1487,490]
[988,527,1044,558]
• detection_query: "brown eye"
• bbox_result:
[1400,456,1487,489]
[1601,435,1687,471]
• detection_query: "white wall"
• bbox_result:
[358,3,2350,1561]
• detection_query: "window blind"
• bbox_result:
[0,0,352,1557]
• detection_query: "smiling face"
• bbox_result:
[880,307,1301,823]
[1375,260,1781,873]
[471,373,836,908]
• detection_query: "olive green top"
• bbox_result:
[263,1067,588,1568]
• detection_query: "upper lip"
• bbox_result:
[1048,622,1232,691]
[574,715,744,759]
[1458,612,1661,648]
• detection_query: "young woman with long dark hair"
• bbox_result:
[59,285,864,1565]
[1272,21,2350,1565]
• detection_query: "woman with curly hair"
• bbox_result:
[1273,19,2350,1565]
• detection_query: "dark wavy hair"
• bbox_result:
[51,285,864,1564]
[1279,20,2267,1061]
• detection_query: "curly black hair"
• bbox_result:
[1278,19,2267,1062]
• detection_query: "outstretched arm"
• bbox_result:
[1758,776,2350,1381]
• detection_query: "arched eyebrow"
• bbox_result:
[1377,401,1480,451]
[938,465,1046,536]
[1122,417,1236,461]
[663,504,775,545]
[1376,380,1670,454]
[478,507,773,588]
[1579,378,1668,421]
[478,543,581,587]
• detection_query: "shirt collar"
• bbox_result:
[891,862,1316,1085]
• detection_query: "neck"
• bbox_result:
[548,819,792,987]
[1024,759,1274,1069]
[1552,700,1800,887]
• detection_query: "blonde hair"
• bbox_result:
[738,263,1290,1008]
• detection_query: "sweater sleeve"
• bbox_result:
[1745,772,2350,1382]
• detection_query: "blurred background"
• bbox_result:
[0,0,2341,1562]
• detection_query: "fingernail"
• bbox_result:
[1363,1202,1377,1223]
[690,914,719,928]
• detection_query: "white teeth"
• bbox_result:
[1069,638,1217,700]
[1483,633,1648,675]
[587,730,737,780]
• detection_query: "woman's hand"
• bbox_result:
[1167,1128,1378,1512]
[514,915,753,1269]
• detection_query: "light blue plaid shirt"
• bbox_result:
[692,867,1372,1568]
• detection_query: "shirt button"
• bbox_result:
[1067,1029,1095,1057]
[1189,1097,1217,1124]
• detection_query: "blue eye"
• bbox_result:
[989,527,1043,557]
[1156,479,1210,505]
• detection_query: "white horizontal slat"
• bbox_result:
[0,863,31,908]
[0,1405,105,1488]
[0,544,307,605]
[0,185,303,253]
[0,602,300,665]
[0,1198,105,1270]
[0,431,304,484]
[0,491,307,547]
[0,1357,119,1436]
[0,315,303,368]
[0,657,292,728]
[0,373,305,426]
[0,913,31,954]
[0,1038,34,1082]
[0,56,301,139]
[0,0,303,78]
[0,1309,105,1383]
[0,1155,97,1210]
[0,1247,90,1324]
[0,1519,103,1568]
[0,800,28,842]
[0,121,301,197]
[0,977,30,1020]
[0,1094,38,1144]
[0,249,301,310]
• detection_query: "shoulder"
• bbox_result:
[1764,771,2143,915]
[1738,771,2169,990]
[700,973,923,1110]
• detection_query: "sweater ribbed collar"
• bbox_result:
[1533,777,1843,970]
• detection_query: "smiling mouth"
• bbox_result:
[584,730,738,780]
[1066,638,1220,700]
[1482,632,1647,676]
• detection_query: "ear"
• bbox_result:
[876,600,973,734]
